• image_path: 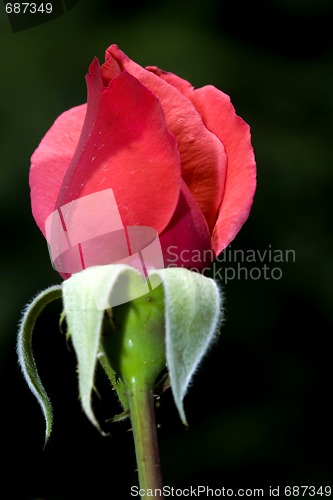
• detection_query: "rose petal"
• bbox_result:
[142,68,257,254]
[160,181,213,270]
[57,61,181,234]
[31,58,182,245]
[101,55,122,85]
[190,86,256,254]
[104,45,227,234]
[30,104,87,236]
[146,65,193,95]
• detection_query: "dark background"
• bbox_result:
[0,0,332,498]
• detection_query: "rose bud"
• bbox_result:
[30,45,256,276]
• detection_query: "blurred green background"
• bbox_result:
[0,0,332,498]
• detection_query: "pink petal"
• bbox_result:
[146,65,193,95]
[190,85,256,254]
[101,55,122,85]
[104,45,227,234]
[160,181,213,270]
[30,104,87,237]
[56,61,181,234]
[141,66,257,254]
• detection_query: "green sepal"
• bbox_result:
[151,268,222,425]
[17,285,62,445]
[61,264,154,431]
[61,270,105,431]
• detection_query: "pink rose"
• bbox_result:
[30,44,256,276]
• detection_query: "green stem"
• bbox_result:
[128,379,164,499]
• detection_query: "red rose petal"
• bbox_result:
[30,104,87,237]
[100,55,122,86]
[146,65,193,95]
[56,60,181,235]
[141,66,257,255]
[160,181,213,270]
[190,85,256,254]
[105,45,227,234]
